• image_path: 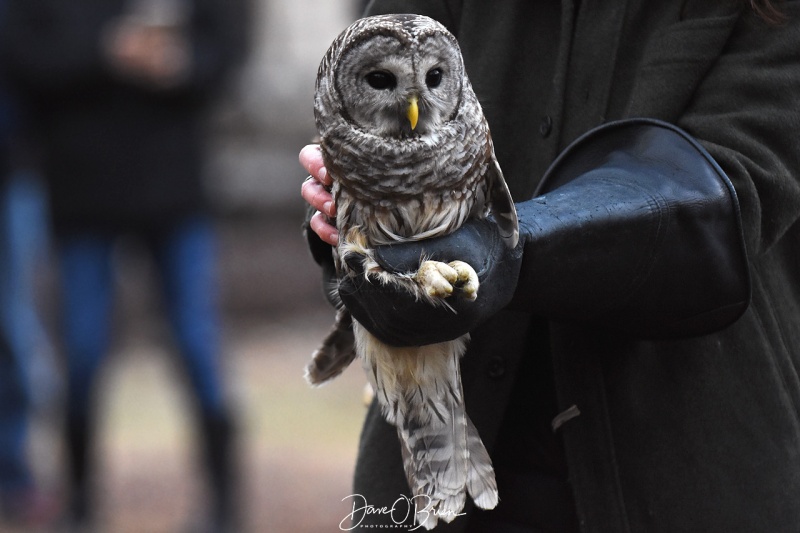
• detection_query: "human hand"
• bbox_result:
[104,18,190,89]
[300,144,339,246]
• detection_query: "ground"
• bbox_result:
[89,309,366,533]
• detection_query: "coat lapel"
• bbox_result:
[558,0,630,147]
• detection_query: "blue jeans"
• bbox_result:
[0,174,52,493]
[59,216,227,421]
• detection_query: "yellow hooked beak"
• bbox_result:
[406,95,419,130]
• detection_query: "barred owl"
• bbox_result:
[305,14,518,529]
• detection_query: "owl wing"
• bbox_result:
[485,142,520,249]
[305,306,357,386]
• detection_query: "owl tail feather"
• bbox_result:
[465,415,499,510]
[396,389,467,530]
[305,308,357,386]
[360,330,497,530]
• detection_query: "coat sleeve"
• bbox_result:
[677,6,800,257]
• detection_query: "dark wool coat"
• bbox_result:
[0,0,12,180]
[341,1,800,531]
[1,0,248,233]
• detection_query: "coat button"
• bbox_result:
[487,356,506,379]
[539,115,553,138]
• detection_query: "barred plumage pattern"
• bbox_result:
[306,14,518,529]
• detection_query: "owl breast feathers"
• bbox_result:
[307,14,519,530]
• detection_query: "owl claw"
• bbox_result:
[417,260,457,298]
[415,260,479,301]
[449,260,479,301]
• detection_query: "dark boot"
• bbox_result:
[196,411,238,533]
[64,413,93,531]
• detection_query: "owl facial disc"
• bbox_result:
[320,16,465,139]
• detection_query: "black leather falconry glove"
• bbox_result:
[334,119,750,346]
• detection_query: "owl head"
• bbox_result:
[316,14,466,139]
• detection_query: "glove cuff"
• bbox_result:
[514,118,750,338]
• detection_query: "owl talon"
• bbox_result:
[415,260,479,301]
[449,260,479,301]
[417,260,457,298]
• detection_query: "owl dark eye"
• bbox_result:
[426,68,443,88]
[365,71,397,90]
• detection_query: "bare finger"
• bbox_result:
[310,210,339,246]
[301,176,336,217]
[299,144,331,187]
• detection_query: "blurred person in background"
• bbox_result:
[0,0,59,528]
[2,0,249,531]
[0,133,59,531]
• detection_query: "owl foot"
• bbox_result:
[450,260,479,300]
[416,260,479,301]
